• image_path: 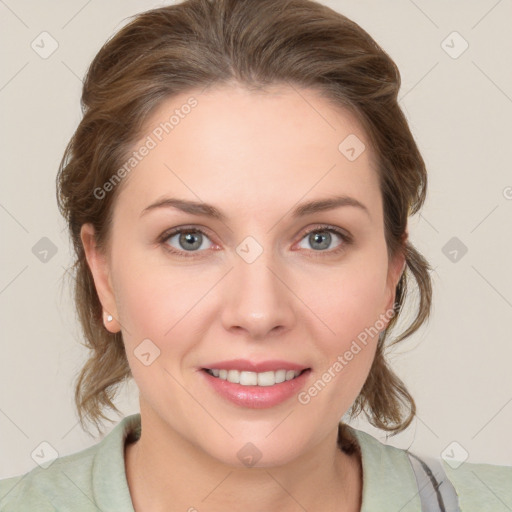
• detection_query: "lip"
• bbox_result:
[201,359,309,373]
[200,366,312,409]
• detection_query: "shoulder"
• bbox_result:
[442,458,512,511]
[342,425,424,511]
[0,444,97,511]
[0,414,141,512]
[342,423,512,512]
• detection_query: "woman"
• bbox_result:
[1,0,510,510]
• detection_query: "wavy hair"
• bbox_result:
[57,0,432,437]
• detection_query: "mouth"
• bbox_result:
[201,366,312,408]
[202,368,309,387]
[199,359,312,408]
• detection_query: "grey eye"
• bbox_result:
[166,230,213,252]
[298,230,342,251]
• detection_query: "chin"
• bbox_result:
[201,434,308,470]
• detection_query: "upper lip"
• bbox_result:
[202,359,310,373]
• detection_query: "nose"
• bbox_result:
[220,249,297,340]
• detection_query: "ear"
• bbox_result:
[383,230,407,316]
[80,223,120,333]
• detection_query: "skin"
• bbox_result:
[81,83,406,512]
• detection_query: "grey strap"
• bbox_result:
[406,452,461,512]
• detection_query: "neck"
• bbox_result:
[125,414,362,512]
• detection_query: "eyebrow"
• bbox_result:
[140,195,370,221]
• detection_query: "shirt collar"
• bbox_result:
[96,413,421,511]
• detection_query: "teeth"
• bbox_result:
[207,368,302,386]
[241,371,258,386]
[275,369,286,383]
[227,370,240,383]
[257,371,275,386]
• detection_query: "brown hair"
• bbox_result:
[57,0,432,437]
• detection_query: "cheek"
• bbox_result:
[111,262,202,403]
[299,250,389,392]
[114,236,390,339]
[111,250,212,352]
[311,253,389,341]
[112,230,390,355]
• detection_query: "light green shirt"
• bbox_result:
[1,413,510,511]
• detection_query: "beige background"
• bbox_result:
[1,0,511,479]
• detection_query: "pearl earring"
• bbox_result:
[106,313,113,322]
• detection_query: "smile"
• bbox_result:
[204,368,304,387]
[200,359,312,408]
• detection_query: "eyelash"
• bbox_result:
[157,224,353,259]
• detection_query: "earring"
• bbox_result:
[104,311,113,322]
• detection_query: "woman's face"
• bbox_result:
[82,83,404,467]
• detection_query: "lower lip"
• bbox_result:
[201,369,311,409]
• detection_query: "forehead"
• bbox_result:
[115,83,382,220]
